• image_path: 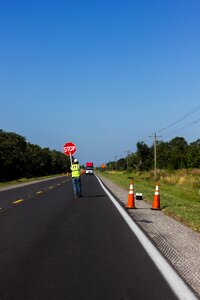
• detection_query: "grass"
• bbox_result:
[97,169,200,232]
[0,174,64,189]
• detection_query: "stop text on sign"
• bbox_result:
[63,142,76,156]
[64,145,76,152]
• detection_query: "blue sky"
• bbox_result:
[0,0,200,166]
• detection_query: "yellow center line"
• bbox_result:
[36,191,43,194]
[48,186,53,189]
[13,199,24,204]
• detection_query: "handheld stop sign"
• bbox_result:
[63,141,76,165]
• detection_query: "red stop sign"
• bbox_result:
[63,142,76,156]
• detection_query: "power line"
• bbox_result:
[161,117,200,138]
[157,104,200,133]
[109,105,200,165]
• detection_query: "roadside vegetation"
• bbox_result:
[95,136,200,232]
[1,129,200,232]
[0,174,66,189]
[0,129,71,182]
[97,169,200,233]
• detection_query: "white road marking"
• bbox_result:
[96,176,198,300]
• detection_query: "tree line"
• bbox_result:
[106,137,200,171]
[0,129,71,182]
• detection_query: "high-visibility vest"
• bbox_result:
[71,164,81,178]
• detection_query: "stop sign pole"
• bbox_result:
[63,141,77,166]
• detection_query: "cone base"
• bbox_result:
[151,207,161,210]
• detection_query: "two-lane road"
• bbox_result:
[0,175,196,299]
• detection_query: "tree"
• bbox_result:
[50,150,71,174]
[156,141,171,169]
[117,158,126,170]
[135,142,153,171]
[168,137,188,169]
[0,130,27,181]
[25,143,46,177]
[187,140,200,168]
[0,129,71,181]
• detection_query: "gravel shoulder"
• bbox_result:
[97,173,200,299]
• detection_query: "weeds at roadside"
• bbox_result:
[97,169,200,232]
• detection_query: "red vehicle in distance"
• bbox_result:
[85,162,94,175]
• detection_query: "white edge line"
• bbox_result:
[96,175,198,300]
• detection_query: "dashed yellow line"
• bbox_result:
[13,199,24,204]
[6,184,64,209]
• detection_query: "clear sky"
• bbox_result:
[1,0,200,166]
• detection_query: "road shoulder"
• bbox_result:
[97,173,200,298]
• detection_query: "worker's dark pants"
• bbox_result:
[72,177,81,197]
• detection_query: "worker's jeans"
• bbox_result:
[72,177,81,197]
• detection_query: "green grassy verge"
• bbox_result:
[0,174,64,189]
[97,170,200,232]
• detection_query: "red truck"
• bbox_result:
[85,162,94,175]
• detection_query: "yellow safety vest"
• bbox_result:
[71,164,81,178]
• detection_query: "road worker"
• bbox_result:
[70,158,82,198]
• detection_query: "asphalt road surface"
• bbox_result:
[0,175,191,300]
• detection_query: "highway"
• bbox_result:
[0,175,188,299]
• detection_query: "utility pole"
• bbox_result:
[149,133,162,181]
[114,155,118,170]
[125,150,130,170]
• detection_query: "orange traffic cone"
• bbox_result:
[151,182,161,210]
[126,180,136,209]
